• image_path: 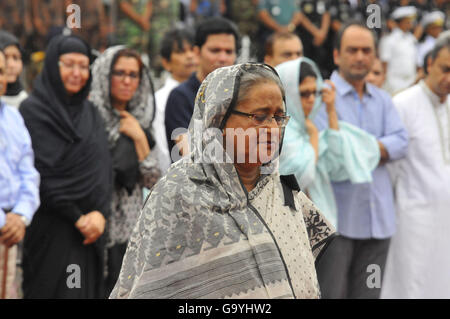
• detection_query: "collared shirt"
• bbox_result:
[420,81,450,163]
[154,75,180,173]
[0,102,40,228]
[314,71,408,239]
[164,72,201,160]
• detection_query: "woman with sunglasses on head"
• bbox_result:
[110,63,336,299]
[89,46,161,296]
[277,58,380,228]
[19,35,113,298]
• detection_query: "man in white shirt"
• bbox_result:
[382,32,450,298]
[380,6,418,95]
[153,28,198,174]
[0,50,40,298]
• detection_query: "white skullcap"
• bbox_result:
[391,6,417,21]
[421,11,445,28]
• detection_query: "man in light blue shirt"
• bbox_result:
[314,22,408,299]
[0,50,40,298]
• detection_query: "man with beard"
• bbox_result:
[164,17,239,161]
[313,22,408,299]
[382,32,450,299]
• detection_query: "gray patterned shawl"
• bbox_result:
[89,45,155,146]
[110,64,334,299]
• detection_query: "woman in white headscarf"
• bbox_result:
[277,58,380,227]
[89,46,160,295]
[110,63,336,299]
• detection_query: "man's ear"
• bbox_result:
[193,45,201,58]
[426,55,433,73]
[333,48,339,67]
[264,55,273,67]
[161,57,171,72]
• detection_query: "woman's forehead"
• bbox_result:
[239,82,284,112]
[59,52,89,62]
[299,76,316,87]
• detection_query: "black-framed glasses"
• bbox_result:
[111,70,140,81]
[299,90,322,99]
[231,109,290,127]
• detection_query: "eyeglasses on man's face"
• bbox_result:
[58,60,90,73]
[111,70,140,81]
[231,109,290,127]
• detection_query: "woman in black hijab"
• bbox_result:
[19,35,113,299]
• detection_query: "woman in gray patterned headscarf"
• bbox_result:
[110,63,335,299]
[89,45,160,296]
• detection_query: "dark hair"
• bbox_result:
[423,51,432,75]
[334,20,378,52]
[160,28,195,61]
[299,61,317,84]
[264,32,301,57]
[194,17,241,52]
[110,48,144,79]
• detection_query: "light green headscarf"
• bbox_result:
[277,58,380,227]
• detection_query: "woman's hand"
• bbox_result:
[305,118,318,136]
[119,110,151,161]
[322,80,336,113]
[323,80,339,131]
[305,119,319,163]
[75,211,106,245]
[119,110,145,142]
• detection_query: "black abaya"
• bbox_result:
[19,35,113,299]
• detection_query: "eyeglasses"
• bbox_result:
[299,90,322,99]
[111,70,140,81]
[58,60,90,73]
[231,109,290,127]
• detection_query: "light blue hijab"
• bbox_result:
[277,58,380,227]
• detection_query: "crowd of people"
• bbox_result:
[0,0,449,299]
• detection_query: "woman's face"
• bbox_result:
[0,54,7,96]
[298,76,317,118]
[59,53,90,95]
[223,81,284,168]
[4,45,23,83]
[110,56,141,106]
[365,58,385,88]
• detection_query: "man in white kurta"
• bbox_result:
[379,6,418,95]
[416,11,445,69]
[154,75,181,174]
[152,29,197,175]
[382,34,450,298]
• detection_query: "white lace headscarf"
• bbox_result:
[89,45,155,146]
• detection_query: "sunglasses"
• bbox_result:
[299,90,323,99]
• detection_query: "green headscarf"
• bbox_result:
[277,58,380,227]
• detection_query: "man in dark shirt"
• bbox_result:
[165,17,239,162]
[297,0,332,77]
